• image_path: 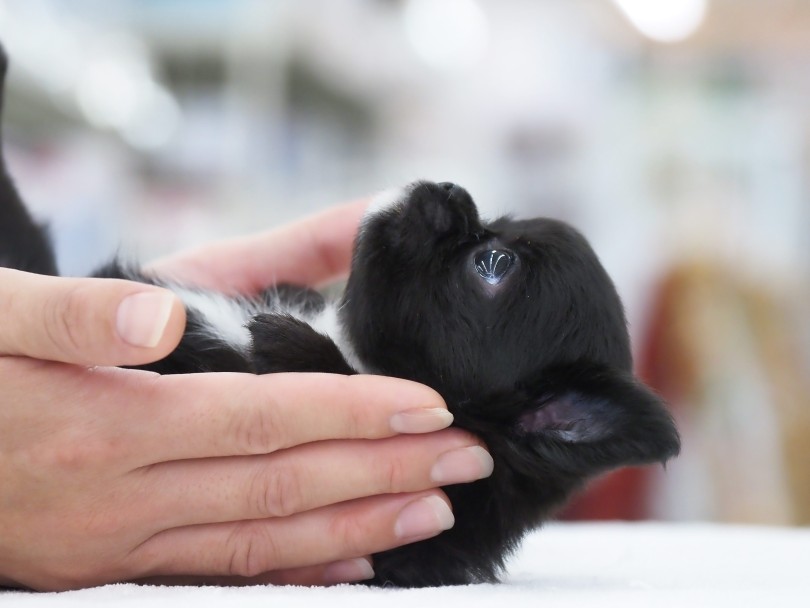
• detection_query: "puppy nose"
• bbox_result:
[475,249,515,284]
[436,181,473,205]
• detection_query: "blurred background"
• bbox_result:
[1,0,808,526]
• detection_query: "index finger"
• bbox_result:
[128,372,452,466]
[146,200,368,294]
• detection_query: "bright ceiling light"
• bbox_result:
[403,0,489,71]
[612,0,707,43]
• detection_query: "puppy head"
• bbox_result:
[343,181,679,474]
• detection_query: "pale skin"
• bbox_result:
[0,200,494,591]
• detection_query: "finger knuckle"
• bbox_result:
[345,403,368,438]
[250,465,304,518]
[328,510,372,558]
[334,376,369,438]
[24,433,114,475]
[226,523,281,578]
[43,285,88,359]
[343,392,368,438]
[377,456,408,494]
[232,395,283,455]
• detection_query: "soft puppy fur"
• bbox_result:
[0,48,680,587]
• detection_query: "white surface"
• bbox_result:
[5,523,810,607]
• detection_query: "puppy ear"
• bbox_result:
[516,363,680,466]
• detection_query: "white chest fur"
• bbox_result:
[166,285,369,373]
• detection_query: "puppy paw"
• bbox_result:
[249,314,356,375]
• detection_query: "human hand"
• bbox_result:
[147,199,369,293]
[0,205,493,591]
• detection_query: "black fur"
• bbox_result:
[249,313,356,375]
[0,48,679,587]
[339,182,680,585]
[0,47,58,276]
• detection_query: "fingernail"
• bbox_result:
[431,446,494,484]
[116,291,176,348]
[390,408,454,434]
[394,495,454,540]
[322,558,375,584]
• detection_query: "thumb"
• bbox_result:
[0,268,185,366]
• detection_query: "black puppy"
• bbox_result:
[0,49,679,587]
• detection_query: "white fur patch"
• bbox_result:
[169,286,260,352]
[364,186,408,220]
[165,283,369,372]
[307,303,370,373]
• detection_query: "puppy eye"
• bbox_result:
[474,249,515,284]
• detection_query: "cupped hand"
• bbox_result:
[147,199,370,294]
[0,203,494,591]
